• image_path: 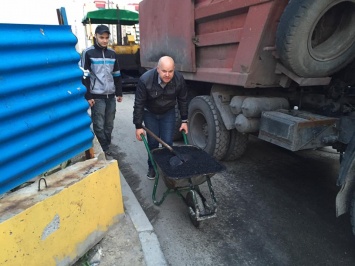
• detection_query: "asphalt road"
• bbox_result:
[111,93,355,266]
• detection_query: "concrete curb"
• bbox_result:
[120,171,167,266]
[0,159,124,266]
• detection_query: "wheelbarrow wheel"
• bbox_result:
[186,190,205,228]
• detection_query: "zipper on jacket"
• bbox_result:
[91,78,96,91]
[102,49,108,98]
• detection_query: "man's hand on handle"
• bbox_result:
[179,123,188,134]
[136,128,145,141]
[136,122,187,141]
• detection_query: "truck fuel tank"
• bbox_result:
[241,97,290,118]
[235,114,260,133]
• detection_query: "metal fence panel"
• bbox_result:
[0,24,93,194]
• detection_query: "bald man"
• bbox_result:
[133,56,188,179]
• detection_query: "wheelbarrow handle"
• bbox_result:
[142,125,174,153]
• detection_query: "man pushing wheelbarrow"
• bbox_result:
[133,56,225,227]
[133,56,189,179]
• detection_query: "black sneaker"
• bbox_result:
[147,167,156,180]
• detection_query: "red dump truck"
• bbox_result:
[138,0,355,233]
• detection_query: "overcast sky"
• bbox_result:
[0,0,141,51]
[0,0,141,25]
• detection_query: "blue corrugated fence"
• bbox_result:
[0,24,93,194]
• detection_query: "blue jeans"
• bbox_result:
[144,108,175,168]
[91,97,116,152]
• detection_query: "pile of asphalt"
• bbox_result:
[152,145,225,179]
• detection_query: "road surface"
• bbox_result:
[110,93,355,266]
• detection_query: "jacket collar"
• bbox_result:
[94,40,107,50]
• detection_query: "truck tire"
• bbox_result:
[222,129,248,161]
[188,96,229,160]
[276,0,355,77]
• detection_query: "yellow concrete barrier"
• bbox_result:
[0,159,123,266]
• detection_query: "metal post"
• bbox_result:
[116,4,122,45]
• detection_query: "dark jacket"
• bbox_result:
[81,42,122,100]
[133,68,188,129]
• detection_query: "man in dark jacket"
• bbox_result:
[133,56,188,179]
[81,25,123,159]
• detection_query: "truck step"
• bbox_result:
[258,110,338,151]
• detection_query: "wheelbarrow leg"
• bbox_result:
[185,190,206,228]
[205,176,217,212]
[141,133,177,206]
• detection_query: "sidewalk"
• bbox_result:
[73,170,167,266]
[71,135,167,266]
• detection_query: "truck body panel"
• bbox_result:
[140,0,196,72]
[140,0,289,88]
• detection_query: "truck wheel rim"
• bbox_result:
[190,111,208,149]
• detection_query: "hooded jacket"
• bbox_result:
[81,42,122,100]
[133,68,188,129]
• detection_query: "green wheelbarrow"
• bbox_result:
[141,131,225,227]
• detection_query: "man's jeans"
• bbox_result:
[144,108,175,168]
[91,97,116,152]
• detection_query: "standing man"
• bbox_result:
[81,25,123,159]
[133,56,188,179]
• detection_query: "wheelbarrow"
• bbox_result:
[141,131,225,227]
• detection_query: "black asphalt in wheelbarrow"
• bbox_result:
[151,145,225,180]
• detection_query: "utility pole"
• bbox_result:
[116,4,122,45]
